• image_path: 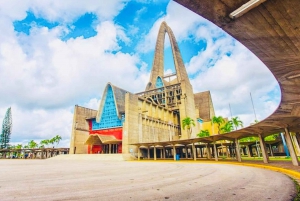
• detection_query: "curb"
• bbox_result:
[132,160,300,180]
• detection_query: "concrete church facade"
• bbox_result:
[69,22,215,157]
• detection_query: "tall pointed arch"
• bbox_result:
[146,21,190,90]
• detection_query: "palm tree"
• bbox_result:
[40,139,50,148]
[16,144,22,149]
[54,135,62,147]
[28,140,38,149]
[49,138,55,148]
[231,117,243,130]
[182,117,195,138]
[197,129,210,137]
[220,121,234,133]
[212,116,225,134]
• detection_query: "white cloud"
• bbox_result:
[189,42,280,126]
[0,20,148,110]
[0,0,128,22]
[83,98,100,110]
[2,105,73,144]
[136,1,203,53]
[0,1,150,145]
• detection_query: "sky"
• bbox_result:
[0,0,280,147]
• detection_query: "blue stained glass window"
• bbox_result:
[92,86,122,130]
[156,76,164,88]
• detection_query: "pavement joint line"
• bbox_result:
[131,160,300,181]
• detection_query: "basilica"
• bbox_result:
[69,22,215,157]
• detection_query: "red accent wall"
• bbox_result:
[88,120,123,154]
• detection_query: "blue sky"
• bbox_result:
[0,0,280,147]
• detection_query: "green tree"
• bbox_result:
[54,135,62,147]
[15,144,22,158]
[15,144,22,149]
[28,140,38,149]
[264,134,279,141]
[40,139,50,148]
[197,129,210,137]
[231,117,243,130]
[220,121,234,133]
[182,117,195,138]
[49,138,55,148]
[239,136,258,142]
[0,107,12,149]
[212,116,225,134]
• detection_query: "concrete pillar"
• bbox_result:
[109,144,111,154]
[154,146,157,161]
[242,147,246,156]
[185,145,188,159]
[192,143,197,161]
[213,142,218,161]
[235,139,242,162]
[247,145,252,157]
[284,128,300,166]
[258,134,269,163]
[292,134,300,156]
[269,144,274,157]
[200,147,203,158]
[138,146,141,161]
[226,146,229,158]
[147,146,150,159]
[163,146,166,159]
[173,145,176,161]
[206,144,211,159]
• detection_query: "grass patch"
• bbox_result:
[292,178,300,201]
[241,156,293,161]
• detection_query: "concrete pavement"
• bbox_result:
[0,159,296,201]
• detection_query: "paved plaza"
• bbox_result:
[0,160,296,201]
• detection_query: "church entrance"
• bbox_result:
[85,134,122,154]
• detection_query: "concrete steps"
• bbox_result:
[48,154,126,161]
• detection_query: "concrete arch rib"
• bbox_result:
[174,0,300,164]
[147,21,190,90]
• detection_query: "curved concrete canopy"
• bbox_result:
[173,0,300,137]
[85,134,121,145]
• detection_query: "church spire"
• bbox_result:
[146,21,190,90]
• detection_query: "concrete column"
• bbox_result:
[269,144,274,157]
[185,145,188,158]
[258,134,269,163]
[226,146,229,158]
[147,146,150,159]
[154,146,157,161]
[247,145,252,157]
[284,128,299,166]
[163,146,166,159]
[138,146,141,160]
[206,144,211,159]
[242,147,246,156]
[192,143,197,161]
[200,147,203,158]
[173,145,176,161]
[213,142,218,161]
[292,134,300,156]
[109,144,111,154]
[235,139,242,162]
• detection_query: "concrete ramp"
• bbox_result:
[48,154,125,161]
